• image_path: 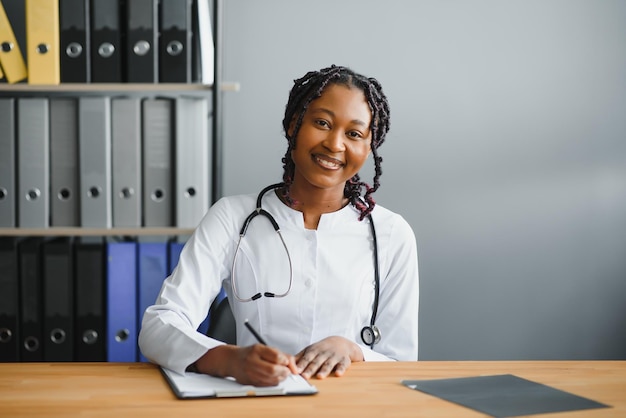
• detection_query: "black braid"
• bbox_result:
[280,65,391,220]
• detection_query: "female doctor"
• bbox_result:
[138,65,419,387]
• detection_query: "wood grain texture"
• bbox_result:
[0,361,623,417]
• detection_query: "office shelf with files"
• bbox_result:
[0,0,235,364]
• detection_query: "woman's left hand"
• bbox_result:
[294,336,364,379]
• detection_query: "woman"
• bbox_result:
[139,65,419,386]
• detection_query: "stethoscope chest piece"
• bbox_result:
[361,325,381,347]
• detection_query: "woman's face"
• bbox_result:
[290,83,372,194]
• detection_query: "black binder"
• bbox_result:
[126,0,158,83]
[59,0,90,82]
[159,0,192,83]
[90,0,121,82]
[74,239,106,361]
[0,237,19,362]
[18,237,45,362]
[43,237,74,361]
[1,0,26,68]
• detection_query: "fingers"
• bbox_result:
[295,337,356,379]
[234,344,296,387]
[298,350,349,379]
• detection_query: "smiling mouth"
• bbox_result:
[314,155,343,170]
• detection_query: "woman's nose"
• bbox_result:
[323,129,346,152]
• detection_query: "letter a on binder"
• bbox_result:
[26,0,60,84]
[0,1,27,83]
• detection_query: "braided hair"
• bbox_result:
[281,65,391,220]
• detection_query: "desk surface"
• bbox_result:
[0,361,624,417]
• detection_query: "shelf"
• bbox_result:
[0,227,195,237]
[0,82,240,93]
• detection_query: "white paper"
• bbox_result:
[161,367,318,398]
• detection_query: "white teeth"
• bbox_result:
[316,157,341,169]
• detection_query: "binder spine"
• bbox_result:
[25,0,60,84]
[59,0,91,83]
[137,242,168,362]
[126,0,157,83]
[0,237,20,362]
[159,0,192,83]
[106,241,138,362]
[142,99,174,227]
[79,97,112,228]
[17,98,50,228]
[0,1,27,83]
[75,239,106,361]
[0,98,16,227]
[90,0,121,82]
[43,237,74,361]
[175,97,210,228]
[50,98,80,227]
[111,98,142,227]
[19,238,44,362]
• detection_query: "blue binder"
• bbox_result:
[137,242,168,362]
[167,241,183,276]
[106,241,138,362]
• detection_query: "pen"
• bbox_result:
[244,319,268,345]
[244,319,300,381]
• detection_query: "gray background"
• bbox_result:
[219,0,626,360]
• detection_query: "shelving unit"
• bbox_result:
[0,82,239,93]
[0,0,233,364]
[0,0,230,232]
[0,227,195,237]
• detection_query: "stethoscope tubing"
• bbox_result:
[231,183,381,348]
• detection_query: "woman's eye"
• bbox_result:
[315,119,330,128]
[347,131,363,139]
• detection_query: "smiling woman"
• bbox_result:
[138,65,419,388]
[287,83,373,228]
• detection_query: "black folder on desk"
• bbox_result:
[402,374,610,417]
[161,367,318,399]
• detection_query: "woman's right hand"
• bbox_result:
[194,344,298,387]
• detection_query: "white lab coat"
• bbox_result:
[138,190,419,374]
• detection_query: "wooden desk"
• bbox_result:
[0,361,624,417]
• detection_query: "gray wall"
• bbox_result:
[220,0,626,360]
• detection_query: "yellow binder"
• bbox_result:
[26,0,60,84]
[0,1,27,84]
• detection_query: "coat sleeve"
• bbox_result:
[137,197,240,373]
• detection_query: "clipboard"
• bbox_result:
[160,367,318,399]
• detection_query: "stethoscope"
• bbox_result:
[231,183,382,348]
